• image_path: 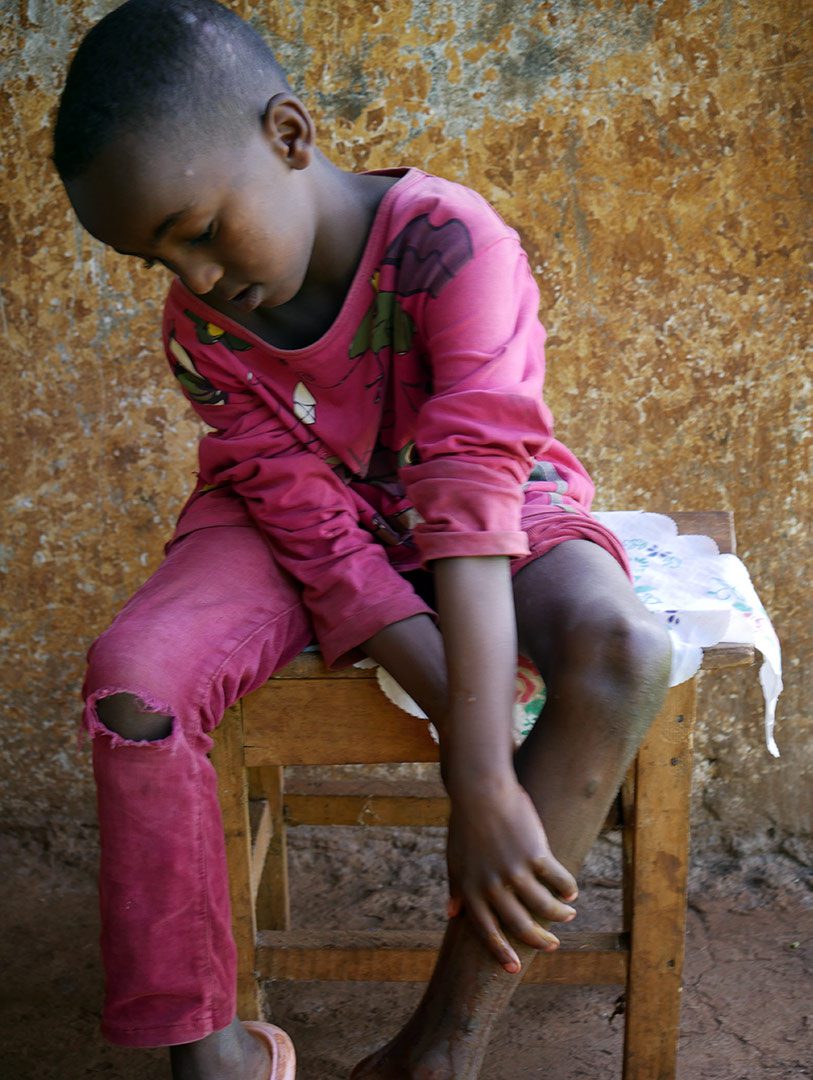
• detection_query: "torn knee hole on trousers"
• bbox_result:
[84,689,177,748]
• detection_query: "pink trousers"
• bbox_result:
[83,512,628,1047]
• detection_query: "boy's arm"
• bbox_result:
[434,555,578,972]
[379,215,583,967]
[363,555,578,973]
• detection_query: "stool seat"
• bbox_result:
[211,511,754,1080]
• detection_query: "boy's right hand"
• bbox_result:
[445,774,578,973]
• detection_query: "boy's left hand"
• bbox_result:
[445,776,578,974]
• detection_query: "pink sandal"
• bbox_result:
[243,1021,297,1079]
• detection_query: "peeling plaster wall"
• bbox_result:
[1,1,810,839]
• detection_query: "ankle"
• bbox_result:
[352,1031,484,1080]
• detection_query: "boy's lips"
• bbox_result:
[229,283,263,312]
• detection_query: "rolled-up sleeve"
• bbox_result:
[400,233,554,564]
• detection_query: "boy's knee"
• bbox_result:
[557,607,671,702]
[598,610,670,688]
[95,693,173,742]
[84,627,185,742]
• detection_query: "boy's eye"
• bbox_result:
[142,258,156,270]
[189,223,216,247]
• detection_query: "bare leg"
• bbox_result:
[96,696,272,1080]
[352,541,671,1079]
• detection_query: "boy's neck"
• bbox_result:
[308,155,397,293]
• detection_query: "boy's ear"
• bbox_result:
[262,94,314,170]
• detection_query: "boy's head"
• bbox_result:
[53,0,290,183]
[55,0,319,308]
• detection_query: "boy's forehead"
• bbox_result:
[66,134,238,248]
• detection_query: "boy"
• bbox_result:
[54,2,671,1077]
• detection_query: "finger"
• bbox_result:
[531,853,579,903]
[447,895,462,918]
[466,895,522,974]
[488,886,562,951]
[511,872,578,925]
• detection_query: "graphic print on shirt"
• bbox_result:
[336,442,424,552]
[292,382,317,425]
[382,213,474,297]
[185,310,252,352]
[350,214,474,360]
[525,459,578,512]
[167,332,229,406]
[349,270,415,359]
[347,214,475,417]
[175,309,326,453]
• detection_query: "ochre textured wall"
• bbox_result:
[1,1,810,841]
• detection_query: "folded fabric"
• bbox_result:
[594,512,782,756]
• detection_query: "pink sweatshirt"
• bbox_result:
[162,168,597,664]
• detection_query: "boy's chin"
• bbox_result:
[229,283,265,313]
[264,277,310,311]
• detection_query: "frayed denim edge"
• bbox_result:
[79,687,179,751]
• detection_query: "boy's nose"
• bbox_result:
[181,257,224,296]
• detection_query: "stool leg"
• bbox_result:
[211,703,261,1021]
[620,765,636,932]
[623,678,696,1080]
[253,765,291,931]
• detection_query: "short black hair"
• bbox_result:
[53,0,290,181]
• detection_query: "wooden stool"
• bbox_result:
[211,511,755,1079]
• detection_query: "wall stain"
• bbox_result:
[1,0,810,836]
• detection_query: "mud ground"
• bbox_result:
[2,815,811,1080]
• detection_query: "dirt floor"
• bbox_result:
[2,814,811,1080]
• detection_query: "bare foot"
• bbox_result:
[348,916,506,1080]
[349,1043,399,1080]
[350,1038,457,1080]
